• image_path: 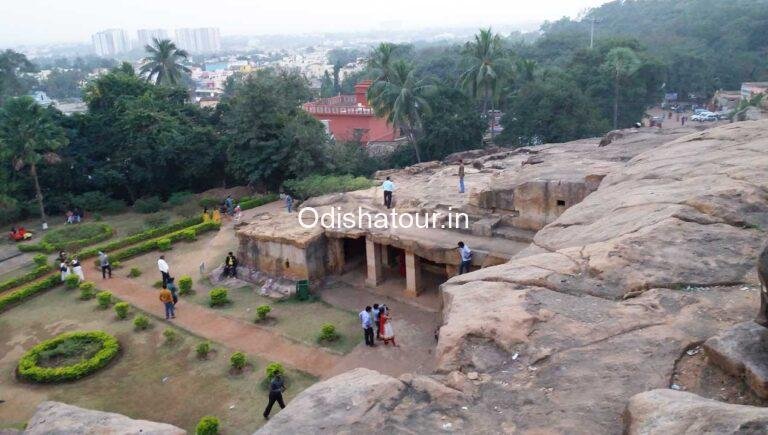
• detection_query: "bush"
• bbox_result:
[180,228,196,241]
[167,191,193,207]
[21,223,114,253]
[198,197,219,208]
[114,301,130,319]
[239,193,279,210]
[0,264,52,293]
[318,323,340,342]
[110,260,121,269]
[178,276,193,295]
[195,416,220,435]
[78,281,96,300]
[17,330,119,383]
[283,174,375,200]
[144,212,171,228]
[133,314,150,331]
[70,191,126,214]
[163,328,178,344]
[96,291,113,309]
[93,213,103,221]
[134,196,163,214]
[128,268,142,278]
[64,274,81,289]
[0,275,61,313]
[209,288,228,307]
[156,238,172,251]
[265,362,285,380]
[255,305,271,322]
[32,254,48,266]
[230,351,247,370]
[152,280,164,289]
[196,341,211,359]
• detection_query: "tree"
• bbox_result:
[460,28,511,143]
[139,38,191,86]
[417,87,486,161]
[368,60,435,163]
[0,97,68,223]
[320,71,335,98]
[0,50,36,105]
[368,43,398,83]
[332,61,342,95]
[602,47,641,129]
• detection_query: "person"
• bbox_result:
[359,306,375,347]
[263,373,287,419]
[382,177,394,209]
[224,252,238,278]
[225,195,234,216]
[159,287,175,319]
[165,277,179,306]
[681,115,687,126]
[233,204,242,223]
[380,309,397,346]
[457,241,472,275]
[212,208,221,223]
[59,260,71,281]
[65,209,74,224]
[71,257,84,281]
[202,206,209,220]
[158,255,170,286]
[99,251,112,279]
[373,303,381,340]
[58,250,67,263]
[284,194,293,213]
[74,207,83,223]
[458,159,466,193]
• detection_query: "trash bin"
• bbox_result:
[295,280,309,301]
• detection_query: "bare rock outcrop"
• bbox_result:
[24,401,185,434]
[704,321,768,398]
[625,389,768,434]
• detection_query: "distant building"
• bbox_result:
[712,90,741,111]
[302,80,399,143]
[741,82,768,100]
[92,29,130,57]
[174,28,221,53]
[29,91,53,106]
[137,29,169,48]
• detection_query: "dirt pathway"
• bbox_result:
[106,276,341,378]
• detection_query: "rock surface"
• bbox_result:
[24,401,185,434]
[704,321,768,398]
[625,389,768,434]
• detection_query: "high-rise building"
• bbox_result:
[92,29,130,57]
[137,29,169,48]
[174,28,221,53]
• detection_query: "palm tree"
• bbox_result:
[0,96,67,224]
[602,47,641,129]
[139,38,191,86]
[460,28,510,142]
[368,42,398,82]
[368,60,435,163]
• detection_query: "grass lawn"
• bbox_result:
[0,286,316,434]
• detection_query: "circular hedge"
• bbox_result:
[17,331,119,383]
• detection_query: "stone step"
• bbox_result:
[703,321,768,399]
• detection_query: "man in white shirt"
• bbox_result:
[158,255,170,286]
[457,241,472,275]
[382,177,395,209]
[359,306,375,347]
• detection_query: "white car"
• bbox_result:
[691,112,717,122]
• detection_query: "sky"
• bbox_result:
[0,0,610,47]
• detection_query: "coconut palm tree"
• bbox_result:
[602,47,641,129]
[460,28,510,142]
[139,38,191,86]
[368,42,398,82]
[0,96,67,223]
[368,60,435,163]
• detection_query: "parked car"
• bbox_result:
[691,112,717,122]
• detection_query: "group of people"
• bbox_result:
[157,255,179,320]
[65,207,84,224]
[379,160,468,209]
[8,226,32,242]
[359,303,397,347]
[58,251,85,282]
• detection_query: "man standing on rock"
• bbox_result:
[458,241,473,275]
[359,306,375,347]
[263,373,287,419]
[158,255,170,286]
[458,159,465,193]
[382,177,394,209]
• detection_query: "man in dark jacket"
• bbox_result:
[263,374,286,419]
[223,252,238,278]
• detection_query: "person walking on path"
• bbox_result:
[359,306,375,347]
[458,159,466,193]
[284,193,294,213]
[263,373,287,419]
[71,257,84,281]
[59,260,71,282]
[165,277,179,306]
[225,195,234,216]
[98,251,112,279]
[159,287,175,319]
[380,309,398,346]
[158,255,170,286]
[373,303,382,340]
[382,177,395,209]
[457,241,473,275]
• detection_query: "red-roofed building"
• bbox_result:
[302,80,399,143]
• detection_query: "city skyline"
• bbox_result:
[1,0,608,47]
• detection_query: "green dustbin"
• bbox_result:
[296,280,309,301]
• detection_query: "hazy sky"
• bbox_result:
[1,0,609,46]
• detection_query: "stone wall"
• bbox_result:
[237,235,328,281]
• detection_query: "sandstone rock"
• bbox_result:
[625,389,768,434]
[466,371,479,380]
[24,401,185,434]
[704,321,768,398]
[445,371,479,398]
[400,374,467,407]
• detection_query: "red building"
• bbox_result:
[302,80,398,143]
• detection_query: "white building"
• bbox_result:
[137,29,169,48]
[174,28,221,53]
[92,29,130,57]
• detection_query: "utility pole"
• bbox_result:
[589,18,600,49]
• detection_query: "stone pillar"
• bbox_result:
[405,251,422,297]
[365,238,383,287]
[381,244,390,268]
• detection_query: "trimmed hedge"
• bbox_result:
[18,223,114,253]
[17,330,119,383]
[102,220,220,266]
[196,416,220,435]
[239,194,279,210]
[0,264,52,293]
[0,275,61,313]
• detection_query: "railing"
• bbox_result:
[303,105,375,116]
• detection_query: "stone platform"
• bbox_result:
[704,321,768,399]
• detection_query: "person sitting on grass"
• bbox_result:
[159,287,175,320]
